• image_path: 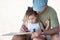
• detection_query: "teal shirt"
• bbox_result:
[23,6,59,29]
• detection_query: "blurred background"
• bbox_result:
[0,0,60,40]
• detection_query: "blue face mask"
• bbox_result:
[33,0,48,12]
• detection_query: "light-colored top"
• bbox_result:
[23,6,59,29]
[26,22,42,34]
[25,22,42,38]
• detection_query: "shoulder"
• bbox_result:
[47,6,57,14]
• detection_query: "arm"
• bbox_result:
[39,22,45,31]
[45,19,51,30]
[43,26,59,35]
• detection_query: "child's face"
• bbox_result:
[28,15,37,23]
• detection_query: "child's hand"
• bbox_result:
[45,19,50,30]
[45,19,50,25]
[22,24,29,32]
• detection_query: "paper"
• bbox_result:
[2,32,31,36]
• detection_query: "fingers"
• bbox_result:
[22,25,29,32]
[45,19,50,24]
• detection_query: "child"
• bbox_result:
[21,7,50,40]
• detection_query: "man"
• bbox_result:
[33,0,59,40]
[12,0,59,40]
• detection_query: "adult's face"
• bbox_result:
[37,4,47,14]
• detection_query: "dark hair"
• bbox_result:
[26,7,38,17]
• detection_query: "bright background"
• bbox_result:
[0,0,60,40]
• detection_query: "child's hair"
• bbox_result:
[26,7,38,17]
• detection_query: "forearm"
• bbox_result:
[43,26,59,35]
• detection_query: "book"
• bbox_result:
[2,32,31,36]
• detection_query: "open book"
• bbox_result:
[2,32,31,36]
